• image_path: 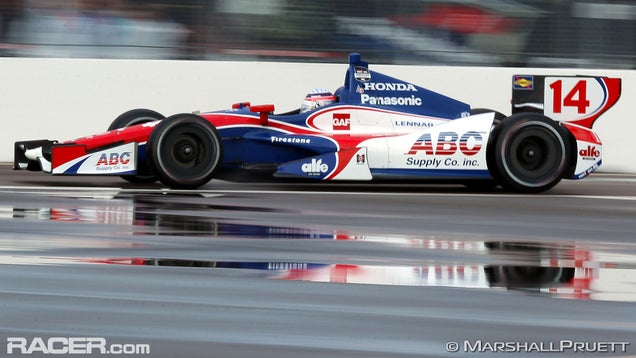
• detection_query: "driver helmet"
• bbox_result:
[300,88,336,113]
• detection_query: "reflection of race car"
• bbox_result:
[14,53,620,192]
[86,243,599,300]
[6,200,623,300]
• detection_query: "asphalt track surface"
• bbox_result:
[1,163,635,357]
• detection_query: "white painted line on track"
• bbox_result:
[1,186,636,201]
[552,195,636,201]
[0,186,121,199]
[0,185,122,191]
[584,177,636,183]
[208,190,636,201]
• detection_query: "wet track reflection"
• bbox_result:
[2,178,636,357]
[1,191,635,302]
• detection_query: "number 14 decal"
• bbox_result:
[543,75,619,129]
[544,77,609,123]
[549,79,590,114]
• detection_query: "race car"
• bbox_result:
[14,53,621,193]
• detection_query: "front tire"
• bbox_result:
[491,113,569,193]
[147,114,223,189]
[108,108,165,131]
[109,109,165,184]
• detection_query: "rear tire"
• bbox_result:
[147,114,223,189]
[491,113,569,193]
[470,108,506,125]
[109,109,165,184]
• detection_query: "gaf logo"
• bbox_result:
[333,113,351,130]
[301,159,328,175]
[579,145,600,159]
[364,82,417,91]
[96,152,132,166]
[406,131,483,156]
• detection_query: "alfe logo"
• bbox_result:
[301,159,328,175]
[579,146,600,159]
[406,131,483,156]
[96,152,132,166]
[333,113,351,130]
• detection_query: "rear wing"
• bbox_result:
[511,75,621,129]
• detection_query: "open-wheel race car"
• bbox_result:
[14,53,621,192]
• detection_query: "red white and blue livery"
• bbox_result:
[14,53,621,193]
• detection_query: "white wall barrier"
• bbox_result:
[1,57,633,173]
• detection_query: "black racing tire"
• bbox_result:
[470,108,507,126]
[108,108,165,131]
[147,113,223,189]
[491,113,569,193]
[485,265,575,288]
[109,109,165,184]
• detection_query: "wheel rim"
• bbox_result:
[172,135,200,166]
[161,127,218,179]
[513,135,549,172]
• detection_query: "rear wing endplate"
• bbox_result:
[512,75,621,129]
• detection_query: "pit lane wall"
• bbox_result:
[1,57,634,173]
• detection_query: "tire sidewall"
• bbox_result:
[494,113,569,193]
[147,114,223,189]
[108,108,165,131]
